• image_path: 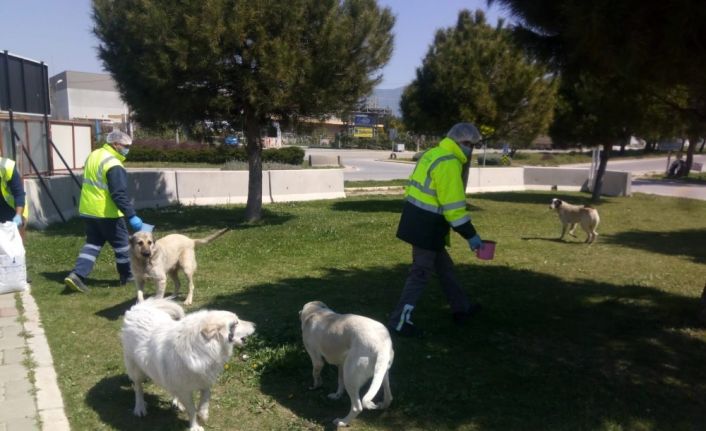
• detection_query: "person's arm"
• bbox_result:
[434,161,477,239]
[105,165,136,218]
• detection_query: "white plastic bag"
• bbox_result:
[0,221,27,294]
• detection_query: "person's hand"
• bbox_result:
[12,214,23,227]
[129,215,143,231]
[468,234,482,251]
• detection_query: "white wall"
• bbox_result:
[25,166,628,229]
[49,123,92,171]
[26,168,345,228]
[66,88,127,121]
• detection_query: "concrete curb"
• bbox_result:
[20,289,71,431]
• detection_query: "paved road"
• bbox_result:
[307,148,706,200]
[306,148,415,181]
[565,154,706,200]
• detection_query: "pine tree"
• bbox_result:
[400,9,558,147]
[93,0,394,221]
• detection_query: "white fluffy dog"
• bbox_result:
[300,301,394,427]
[121,298,255,431]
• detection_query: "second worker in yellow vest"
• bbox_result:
[389,123,485,337]
[64,130,144,293]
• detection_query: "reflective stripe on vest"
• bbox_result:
[404,138,470,226]
[0,158,29,219]
[78,145,125,218]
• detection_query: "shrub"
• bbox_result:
[262,146,305,165]
[129,138,303,165]
[476,154,504,166]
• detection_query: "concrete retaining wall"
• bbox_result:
[26,168,345,228]
[465,166,631,196]
[25,165,627,229]
[270,169,345,202]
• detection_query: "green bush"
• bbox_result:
[128,139,303,165]
[262,146,305,165]
[476,154,504,166]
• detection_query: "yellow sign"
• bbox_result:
[353,127,373,138]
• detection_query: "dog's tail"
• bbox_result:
[361,341,394,407]
[140,297,185,320]
[194,228,229,246]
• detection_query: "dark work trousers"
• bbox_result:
[71,217,131,281]
[389,245,470,331]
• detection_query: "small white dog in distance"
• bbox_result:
[550,198,601,244]
[299,301,394,427]
[121,298,255,431]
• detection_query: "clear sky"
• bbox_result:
[0,0,508,90]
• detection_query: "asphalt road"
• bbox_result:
[565,154,706,200]
[306,148,706,200]
[306,148,415,181]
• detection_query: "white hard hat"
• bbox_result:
[446,123,481,144]
[106,130,132,146]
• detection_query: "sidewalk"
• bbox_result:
[0,288,70,431]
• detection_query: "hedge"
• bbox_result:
[127,139,304,165]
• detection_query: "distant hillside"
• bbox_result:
[365,87,405,117]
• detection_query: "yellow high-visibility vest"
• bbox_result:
[0,157,29,219]
[404,137,470,228]
[78,144,126,218]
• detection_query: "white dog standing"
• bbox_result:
[299,301,394,427]
[121,298,255,431]
[550,198,600,244]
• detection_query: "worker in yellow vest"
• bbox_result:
[64,130,144,293]
[389,123,484,337]
[0,156,27,238]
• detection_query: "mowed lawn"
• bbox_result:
[25,191,706,431]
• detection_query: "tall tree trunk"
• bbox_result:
[244,108,264,222]
[644,140,656,153]
[685,134,699,176]
[699,138,705,153]
[591,142,612,202]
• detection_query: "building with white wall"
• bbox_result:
[49,71,128,123]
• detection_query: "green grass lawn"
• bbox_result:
[25,192,706,430]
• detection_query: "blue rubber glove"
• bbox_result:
[12,214,23,227]
[129,215,143,231]
[468,234,483,251]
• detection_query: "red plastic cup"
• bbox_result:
[475,240,496,260]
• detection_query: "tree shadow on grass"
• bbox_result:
[86,375,188,431]
[331,198,403,213]
[474,191,616,207]
[205,264,706,431]
[39,270,121,293]
[603,228,706,264]
[37,206,295,238]
[95,297,136,321]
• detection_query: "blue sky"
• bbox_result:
[0,0,507,89]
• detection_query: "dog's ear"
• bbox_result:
[201,321,225,341]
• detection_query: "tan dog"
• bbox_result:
[550,198,600,244]
[300,301,394,427]
[129,228,228,305]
